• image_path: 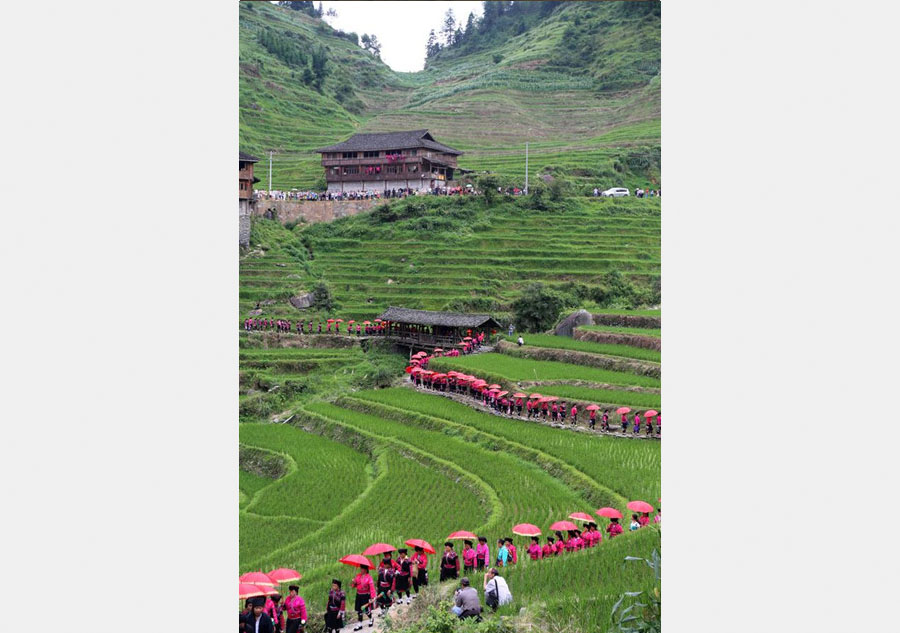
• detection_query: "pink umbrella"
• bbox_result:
[362,542,397,556]
[239,571,276,586]
[549,520,578,532]
[239,583,267,599]
[568,512,594,523]
[512,523,541,537]
[616,406,631,414]
[596,507,624,519]
[339,554,373,568]
[404,539,436,554]
[627,500,654,513]
[447,530,478,540]
[644,410,659,418]
[268,568,302,583]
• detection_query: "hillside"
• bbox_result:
[239,1,660,191]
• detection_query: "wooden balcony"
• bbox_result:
[326,171,429,182]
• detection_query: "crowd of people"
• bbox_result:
[590,187,660,198]
[240,506,660,633]
[253,185,480,203]
[409,361,661,437]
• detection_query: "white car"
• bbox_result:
[601,187,630,197]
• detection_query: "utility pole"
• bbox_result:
[268,150,274,194]
[524,142,529,195]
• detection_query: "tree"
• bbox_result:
[441,8,456,46]
[425,29,441,59]
[325,7,337,18]
[452,28,463,46]
[361,33,381,57]
[465,11,476,35]
[316,1,323,18]
[511,283,565,333]
[312,279,337,312]
[310,45,329,90]
[477,174,500,205]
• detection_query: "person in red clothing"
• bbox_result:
[394,549,413,604]
[324,579,346,633]
[586,522,602,547]
[440,542,460,581]
[526,399,534,418]
[542,536,554,558]
[639,512,651,527]
[570,404,578,426]
[553,531,566,555]
[606,517,624,539]
[475,536,490,570]
[379,551,400,572]
[376,558,396,613]
[351,565,375,631]
[565,531,578,552]
[550,402,558,421]
[602,410,610,432]
[462,539,477,573]
[411,546,429,596]
[528,536,542,560]
[589,408,597,429]
[541,400,549,419]
[283,585,307,633]
[504,537,517,564]
[265,593,285,633]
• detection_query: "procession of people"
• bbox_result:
[408,361,661,437]
[240,504,658,631]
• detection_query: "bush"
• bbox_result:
[512,282,565,332]
[312,279,337,311]
[492,53,503,64]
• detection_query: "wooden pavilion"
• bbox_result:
[377,306,501,349]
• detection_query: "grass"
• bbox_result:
[427,353,661,389]
[503,333,661,363]
[577,324,661,337]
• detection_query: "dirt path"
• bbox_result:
[401,382,661,441]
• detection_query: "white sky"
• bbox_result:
[319,1,484,72]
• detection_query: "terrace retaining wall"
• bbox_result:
[592,313,661,328]
[574,329,661,351]
[496,340,660,379]
[252,199,379,225]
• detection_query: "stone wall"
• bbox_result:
[239,200,251,247]
[252,198,379,225]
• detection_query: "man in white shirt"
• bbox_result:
[483,567,512,611]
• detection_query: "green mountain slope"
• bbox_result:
[239,1,660,191]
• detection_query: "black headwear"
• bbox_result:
[250,596,267,607]
[478,536,487,543]
[288,585,300,593]
[504,537,512,543]
[445,541,454,548]
[531,536,539,542]
[398,548,408,554]
[414,546,423,552]
[332,579,342,589]
[464,539,473,546]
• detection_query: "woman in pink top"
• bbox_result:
[639,512,651,527]
[527,536,542,560]
[570,405,578,426]
[606,518,624,539]
[351,565,375,630]
[462,539,477,572]
[654,506,661,523]
[475,536,490,570]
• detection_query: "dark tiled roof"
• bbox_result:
[378,306,500,329]
[316,130,462,155]
[240,151,260,162]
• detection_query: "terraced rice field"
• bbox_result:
[503,333,661,363]
[240,197,660,322]
[577,324,662,337]
[240,386,659,630]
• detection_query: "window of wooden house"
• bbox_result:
[342,152,357,159]
[408,149,417,156]
[407,163,418,173]
[343,166,359,175]
[363,151,379,158]
[385,165,399,174]
[330,167,340,176]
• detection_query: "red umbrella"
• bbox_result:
[260,585,282,596]
[550,520,578,532]
[596,507,623,519]
[472,380,487,386]
[496,391,509,397]
[512,523,541,537]
[616,406,631,414]
[362,542,397,556]
[268,568,302,583]
[569,512,594,523]
[374,319,382,322]
[240,571,276,586]
[326,319,335,323]
[488,384,501,389]
[644,410,659,418]
[239,583,267,599]
[348,320,355,324]
[433,348,443,352]
[627,500,654,513]
[544,396,559,402]
[529,393,543,399]
[447,530,478,540]
[513,392,527,398]
[339,554,373,568]
[463,336,472,340]
[404,539,436,554]
[336,319,344,323]
[363,320,371,325]
[405,366,414,374]
[585,404,600,411]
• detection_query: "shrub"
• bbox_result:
[492,53,503,64]
[512,282,565,332]
[312,279,337,311]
